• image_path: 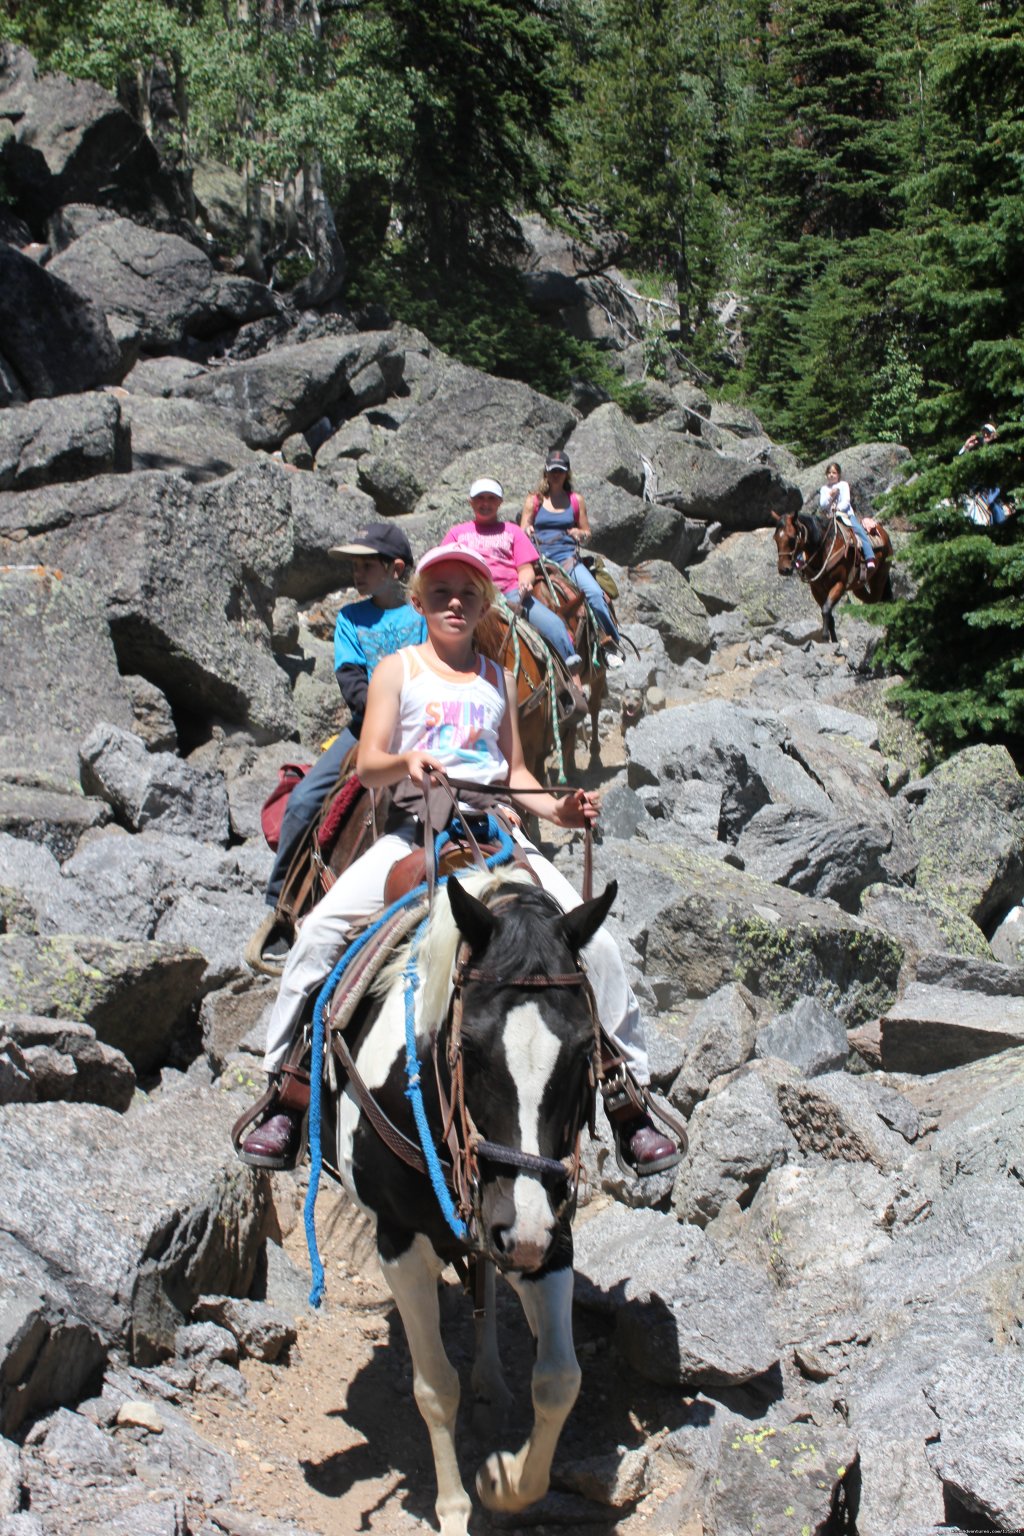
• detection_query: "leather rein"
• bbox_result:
[793,513,856,587]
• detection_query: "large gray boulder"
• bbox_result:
[281,474,381,602]
[668,982,761,1116]
[622,560,711,662]
[0,394,130,491]
[564,403,645,496]
[654,1398,858,1536]
[0,1083,270,1369]
[755,994,849,1077]
[357,358,576,514]
[0,465,298,741]
[879,983,1024,1073]
[0,48,186,227]
[775,1071,913,1171]
[48,220,281,352]
[175,331,402,450]
[47,220,214,350]
[0,1016,134,1111]
[688,527,814,629]
[0,1231,107,1436]
[644,428,802,529]
[1,826,265,991]
[858,883,992,960]
[79,725,231,844]
[0,245,123,400]
[907,745,1024,931]
[574,1205,778,1387]
[598,836,902,1023]
[0,782,112,863]
[924,1351,1024,1529]
[672,1060,800,1226]
[626,695,911,908]
[118,394,262,482]
[0,933,205,1076]
[0,565,136,784]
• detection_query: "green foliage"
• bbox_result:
[739,0,911,453]
[878,451,1024,765]
[562,0,739,369]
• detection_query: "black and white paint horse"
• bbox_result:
[327,868,616,1536]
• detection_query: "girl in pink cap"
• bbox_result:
[239,544,678,1178]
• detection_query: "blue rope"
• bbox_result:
[304,817,514,1305]
[402,916,467,1240]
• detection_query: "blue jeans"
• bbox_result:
[561,557,619,642]
[265,728,356,907]
[513,592,581,666]
[844,512,874,564]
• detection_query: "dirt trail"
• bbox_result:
[198,719,730,1534]
[192,1180,693,1535]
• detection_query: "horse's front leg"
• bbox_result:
[475,1263,580,1513]
[381,1232,472,1536]
[470,1260,513,1437]
[588,668,606,766]
[820,580,844,644]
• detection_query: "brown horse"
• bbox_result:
[474,604,576,783]
[474,565,612,782]
[532,557,609,767]
[771,509,892,643]
[244,752,391,974]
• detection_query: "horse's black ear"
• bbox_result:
[447,875,496,952]
[559,880,617,953]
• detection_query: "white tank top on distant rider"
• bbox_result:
[393,648,509,787]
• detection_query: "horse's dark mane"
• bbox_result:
[797,510,827,550]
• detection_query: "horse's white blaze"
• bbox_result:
[503,1003,561,1260]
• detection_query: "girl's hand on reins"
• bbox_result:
[405,751,446,785]
[553,788,600,828]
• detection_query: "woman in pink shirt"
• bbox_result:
[443,477,584,675]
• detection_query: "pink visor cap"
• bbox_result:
[415,545,494,582]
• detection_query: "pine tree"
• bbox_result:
[871,0,1024,766]
[564,0,735,361]
[739,0,910,450]
[893,0,1024,448]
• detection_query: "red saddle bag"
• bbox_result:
[260,762,311,850]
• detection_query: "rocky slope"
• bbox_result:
[2,42,1024,1536]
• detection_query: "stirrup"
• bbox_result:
[244,910,294,977]
[600,1064,688,1178]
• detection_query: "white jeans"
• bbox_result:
[263,826,649,1082]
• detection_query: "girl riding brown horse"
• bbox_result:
[771,507,892,643]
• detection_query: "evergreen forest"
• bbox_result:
[3,0,1023,762]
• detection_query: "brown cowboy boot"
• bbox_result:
[599,1049,685,1178]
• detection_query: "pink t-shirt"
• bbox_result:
[442,520,539,595]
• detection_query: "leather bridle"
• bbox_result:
[432,893,603,1262]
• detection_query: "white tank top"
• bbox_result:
[392,648,509,786]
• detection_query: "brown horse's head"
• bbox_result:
[770,509,806,576]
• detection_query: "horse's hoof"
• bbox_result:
[476,1450,534,1513]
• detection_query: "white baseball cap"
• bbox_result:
[468,477,503,499]
[416,544,494,582]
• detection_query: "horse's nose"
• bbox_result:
[488,1192,517,1251]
